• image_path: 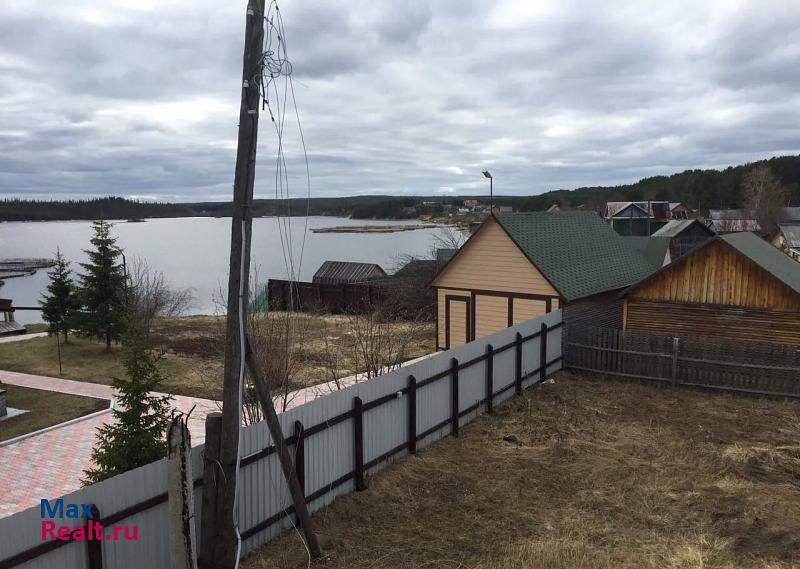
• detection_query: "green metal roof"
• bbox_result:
[493,212,656,301]
[622,236,672,269]
[436,248,458,265]
[721,232,800,295]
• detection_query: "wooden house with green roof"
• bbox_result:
[429,212,655,349]
[622,232,800,344]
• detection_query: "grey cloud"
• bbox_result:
[0,0,799,202]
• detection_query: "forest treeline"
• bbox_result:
[3,155,799,222]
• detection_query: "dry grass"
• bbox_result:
[243,372,800,569]
[0,334,217,399]
[0,384,108,442]
[148,313,434,394]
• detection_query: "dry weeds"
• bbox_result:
[149,313,434,397]
[243,371,800,569]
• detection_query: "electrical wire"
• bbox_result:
[230,3,312,567]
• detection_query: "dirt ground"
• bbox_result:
[149,313,435,396]
[243,371,800,569]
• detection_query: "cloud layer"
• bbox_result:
[1,0,799,201]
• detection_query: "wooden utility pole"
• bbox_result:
[212,1,265,566]
[211,1,321,566]
[244,340,322,559]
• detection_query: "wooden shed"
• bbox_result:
[429,212,654,350]
[622,232,800,344]
[0,299,26,336]
[312,261,386,285]
[651,219,715,260]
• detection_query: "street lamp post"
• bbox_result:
[482,170,493,212]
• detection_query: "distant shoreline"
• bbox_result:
[312,223,440,234]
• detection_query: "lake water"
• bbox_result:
[0,217,445,324]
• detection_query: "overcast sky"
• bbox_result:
[1,0,799,202]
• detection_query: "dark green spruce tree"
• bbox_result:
[84,318,173,484]
[78,220,127,350]
[39,248,79,342]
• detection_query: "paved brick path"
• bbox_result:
[0,371,220,518]
[0,353,432,518]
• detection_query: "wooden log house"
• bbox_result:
[622,232,800,344]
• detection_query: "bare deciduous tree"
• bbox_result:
[243,310,307,422]
[431,225,467,253]
[127,257,194,336]
[741,166,787,234]
[321,302,426,391]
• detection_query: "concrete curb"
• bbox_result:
[0,397,114,448]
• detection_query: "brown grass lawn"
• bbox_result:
[0,334,215,399]
[0,314,435,401]
[243,372,800,569]
[0,385,108,442]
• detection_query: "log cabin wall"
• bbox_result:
[628,240,799,310]
[625,301,800,344]
[625,240,800,344]
[563,291,625,329]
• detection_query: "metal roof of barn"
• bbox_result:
[312,261,387,285]
[623,232,800,297]
[779,225,800,249]
[622,236,672,269]
[652,219,714,238]
[721,232,800,295]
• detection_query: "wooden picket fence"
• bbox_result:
[565,325,800,398]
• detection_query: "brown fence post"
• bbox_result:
[407,375,417,454]
[353,397,366,491]
[671,337,680,387]
[451,358,460,437]
[199,412,221,569]
[540,322,548,382]
[293,421,306,496]
[515,332,523,395]
[87,505,102,569]
[485,344,494,414]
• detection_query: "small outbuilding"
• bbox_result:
[622,232,800,344]
[770,225,800,262]
[429,212,654,349]
[312,261,387,285]
[652,219,715,260]
[0,299,26,336]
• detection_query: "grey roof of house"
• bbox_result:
[0,321,26,336]
[781,207,800,223]
[492,212,656,301]
[652,219,714,238]
[721,232,800,295]
[779,225,800,249]
[312,261,387,284]
[622,236,672,269]
[605,202,649,218]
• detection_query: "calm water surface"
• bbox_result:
[0,217,444,323]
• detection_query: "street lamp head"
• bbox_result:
[482,170,492,179]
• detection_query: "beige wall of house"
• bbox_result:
[432,217,560,349]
